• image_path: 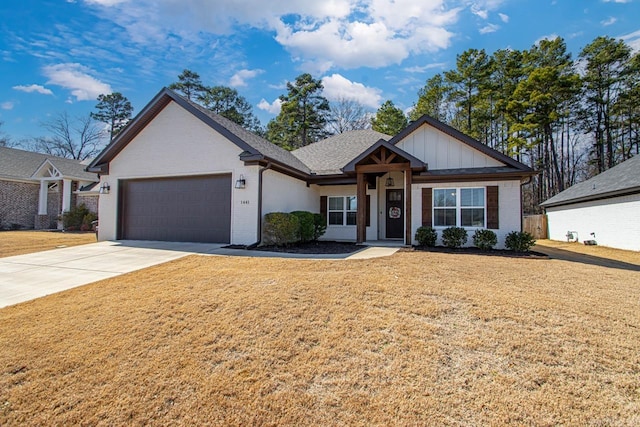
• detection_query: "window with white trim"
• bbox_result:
[433,188,485,228]
[328,196,357,226]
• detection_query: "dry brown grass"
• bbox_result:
[535,239,640,265]
[0,231,97,258]
[1,251,639,426]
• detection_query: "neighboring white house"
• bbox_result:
[541,155,640,251]
[87,88,536,248]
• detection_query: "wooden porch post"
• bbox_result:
[405,168,412,245]
[356,171,366,243]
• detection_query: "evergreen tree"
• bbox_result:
[169,69,205,101]
[200,86,262,133]
[266,73,330,150]
[371,100,408,135]
[410,73,451,122]
[90,92,133,142]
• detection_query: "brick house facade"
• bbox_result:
[0,147,99,230]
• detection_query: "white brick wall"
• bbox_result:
[546,193,640,251]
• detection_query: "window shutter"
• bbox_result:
[421,188,432,227]
[320,196,327,221]
[366,195,371,227]
[486,186,499,229]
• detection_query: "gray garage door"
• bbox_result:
[120,174,231,243]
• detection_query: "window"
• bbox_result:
[433,188,485,228]
[328,196,357,226]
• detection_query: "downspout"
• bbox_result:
[247,161,272,248]
[520,176,533,232]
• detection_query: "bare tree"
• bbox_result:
[326,97,372,134]
[0,121,12,147]
[31,112,106,160]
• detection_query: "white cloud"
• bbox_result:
[42,63,112,101]
[84,0,128,5]
[229,69,264,87]
[86,0,461,72]
[321,74,382,109]
[602,0,631,3]
[498,13,509,23]
[404,63,447,73]
[620,29,640,51]
[12,84,54,95]
[479,23,500,34]
[535,33,559,45]
[471,5,489,19]
[601,17,617,26]
[257,98,282,115]
[1,102,14,110]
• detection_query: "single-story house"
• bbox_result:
[541,155,640,251]
[87,88,536,247]
[0,146,99,230]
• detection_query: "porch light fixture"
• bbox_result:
[235,174,246,189]
[99,182,111,194]
[385,177,395,187]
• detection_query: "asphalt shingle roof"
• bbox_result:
[0,146,97,181]
[291,129,391,175]
[541,155,640,207]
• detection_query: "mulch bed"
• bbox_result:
[408,245,548,258]
[225,241,362,254]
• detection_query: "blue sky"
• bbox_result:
[1,0,639,143]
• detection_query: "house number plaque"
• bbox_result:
[240,200,250,205]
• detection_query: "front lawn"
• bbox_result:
[0,231,96,258]
[1,252,638,425]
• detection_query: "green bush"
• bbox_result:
[312,213,327,241]
[262,212,300,246]
[505,231,536,252]
[415,226,437,247]
[62,204,96,231]
[472,229,498,251]
[441,226,468,248]
[290,211,315,242]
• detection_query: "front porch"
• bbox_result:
[342,139,426,245]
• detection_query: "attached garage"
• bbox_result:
[119,174,231,243]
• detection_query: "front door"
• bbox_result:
[386,189,403,238]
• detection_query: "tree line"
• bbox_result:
[5,34,636,213]
[409,36,639,212]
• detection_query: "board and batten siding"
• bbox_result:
[412,180,522,249]
[546,193,640,251]
[396,124,503,169]
[98,100,260,244]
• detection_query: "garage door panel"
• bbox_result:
[120,175,231,243]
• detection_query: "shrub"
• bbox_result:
[472,229,497,251]
[415,226,437,247]
[262,212,300,246]
[505,231,536,252]
[312,213,327,241]
[441,226,468,248]
[62,204,96,231]
[290,211,315,242]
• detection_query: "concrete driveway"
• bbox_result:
[0,240,225,308]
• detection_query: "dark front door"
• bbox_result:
[386,189,403,238]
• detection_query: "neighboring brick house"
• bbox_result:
[0,146,99,230]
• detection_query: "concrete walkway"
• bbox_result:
[0,241,399,308]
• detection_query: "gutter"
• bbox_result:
[247,161,272,249]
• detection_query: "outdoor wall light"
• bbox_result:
[99,182,111,194]
[385,176,395,187]
[235,174,246,189]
